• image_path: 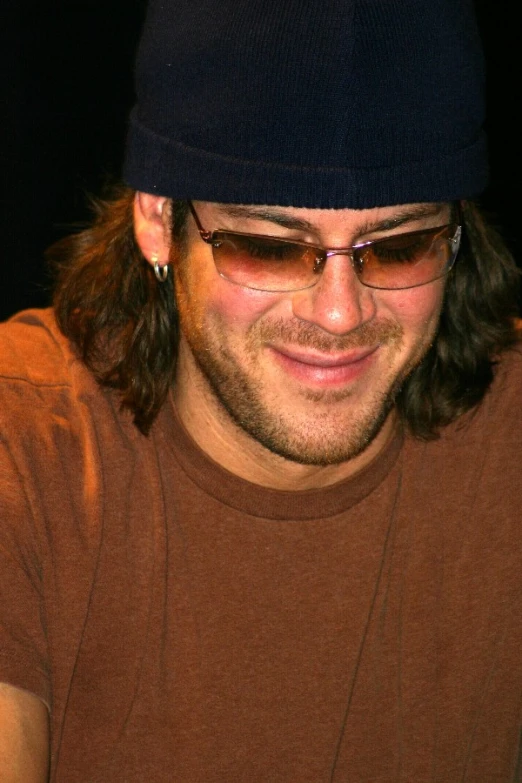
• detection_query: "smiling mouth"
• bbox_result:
[275,345,378,366]
[268,344,379,387]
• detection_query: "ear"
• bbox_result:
[133,192,171,266]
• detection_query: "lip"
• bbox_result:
[268,344,378,387]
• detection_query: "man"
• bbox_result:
[0,0,520,780]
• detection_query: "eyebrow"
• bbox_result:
[215,202,446,235]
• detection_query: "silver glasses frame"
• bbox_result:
[188,201,462,292]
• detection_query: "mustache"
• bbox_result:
[250,318,403,353]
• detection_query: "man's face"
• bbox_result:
[172,200,449,469]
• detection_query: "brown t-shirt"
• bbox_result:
[0,309,521,782]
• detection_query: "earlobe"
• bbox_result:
[133,191,172,266]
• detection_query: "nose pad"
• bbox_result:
[312,255,325,275]
[349,250,365,279]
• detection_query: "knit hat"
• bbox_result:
[123,0,487,209]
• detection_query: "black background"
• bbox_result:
[1,1,520,321]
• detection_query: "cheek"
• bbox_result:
[196,279,284,333]
[384,281,446,337]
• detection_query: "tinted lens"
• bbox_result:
[208,224,460,292]
[211,232,321,291]
[355,225,459,290]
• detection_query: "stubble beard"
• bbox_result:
[180,314,409,467]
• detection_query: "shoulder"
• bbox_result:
[0,309,143,558]
[0,309,104,446]
[436,341,522,448]
[473,340,522,435]
[404,341,522,521]
[0,308,76,389]
[0,309,125,465]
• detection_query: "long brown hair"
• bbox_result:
[51,187,520,436]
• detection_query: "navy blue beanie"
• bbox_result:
[123,0,487,208]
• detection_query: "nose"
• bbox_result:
[291,251,376,335]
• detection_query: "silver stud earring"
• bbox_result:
[151,254,169,283]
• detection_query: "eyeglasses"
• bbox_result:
[188,201,462,292]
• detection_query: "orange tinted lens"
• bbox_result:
[357,226,455,289]
[212,232,320,291]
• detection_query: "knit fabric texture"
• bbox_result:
[123,0,487,208]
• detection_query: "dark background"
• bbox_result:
[1,1,520,322]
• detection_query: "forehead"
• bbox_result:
[196,201,452,236]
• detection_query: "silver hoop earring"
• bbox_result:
[153,260,169,283]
